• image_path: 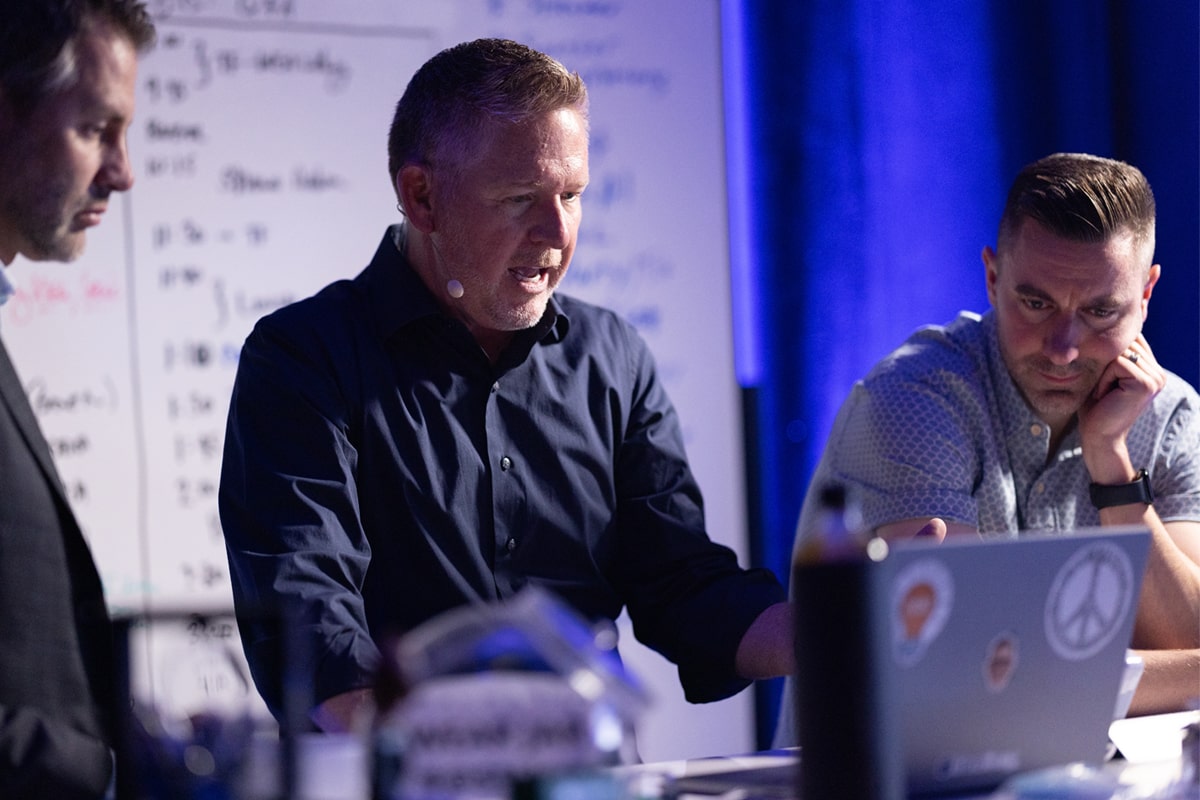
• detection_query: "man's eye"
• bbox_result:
[1088,307,1116,319]
[1021,297,1047,311]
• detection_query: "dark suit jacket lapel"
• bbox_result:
[0,336,70,505]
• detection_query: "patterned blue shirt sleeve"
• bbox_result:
[1137,373,1200,523]
[818,319,994,534]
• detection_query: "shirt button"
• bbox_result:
[500,456,513,471]
[506,537,517,552]
[1030,424,1043,437]
[491,382,499,394]
[1035,481,1045,494]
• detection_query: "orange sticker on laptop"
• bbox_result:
[891,558,954,667]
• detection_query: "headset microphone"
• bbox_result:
[446,279,464,299]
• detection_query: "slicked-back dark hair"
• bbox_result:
[0,0,156,117]
[387,38,588,187]
[998,153,1156,253]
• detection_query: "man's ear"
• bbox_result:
[982,245,999,306]
[396,164,436,233]
[1141,263,1161,322]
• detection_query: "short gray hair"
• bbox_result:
[386,38,588,184]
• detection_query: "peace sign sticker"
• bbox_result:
[1043,541,1135,662]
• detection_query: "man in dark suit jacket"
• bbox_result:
[0,2,154,796]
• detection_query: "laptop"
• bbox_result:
[665,526,1150,799]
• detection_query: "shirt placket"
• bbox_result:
[484,376,527,598]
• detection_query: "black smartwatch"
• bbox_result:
[1089,468,1154,509]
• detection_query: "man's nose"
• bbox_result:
[529,197,571,249]
[1043,313,1082,365]
[98,136,135,193]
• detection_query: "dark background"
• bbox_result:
[734,0,1199,745]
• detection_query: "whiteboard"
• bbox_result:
[1,0,750,762]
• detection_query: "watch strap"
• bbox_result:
[1089,468,1154,509]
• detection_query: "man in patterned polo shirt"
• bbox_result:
[775,153,1199,745]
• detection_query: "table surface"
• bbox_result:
[239,710,1200,799]
[612,711,1199,799]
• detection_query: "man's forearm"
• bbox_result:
[1128,649,1200,716]
[1104,507,1200,650]
[311,688,375,733]
[735,601,795,680]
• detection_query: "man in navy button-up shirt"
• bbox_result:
[219,38,793,732]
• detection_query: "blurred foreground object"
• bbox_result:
[373,588,650,800]
[113,610,300,800]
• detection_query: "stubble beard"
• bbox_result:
[1010,354,1101,424]
[439,227,561,332]
[4,174,85,263]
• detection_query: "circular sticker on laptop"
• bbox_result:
[1043,541,1135,662]
[891,558,954,667]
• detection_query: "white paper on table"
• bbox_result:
[1108,710,1199,763]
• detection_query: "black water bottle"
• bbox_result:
[792,483,903,799]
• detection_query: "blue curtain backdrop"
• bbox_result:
[731,0,1199,745]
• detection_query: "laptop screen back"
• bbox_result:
[884,526,1149,794]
